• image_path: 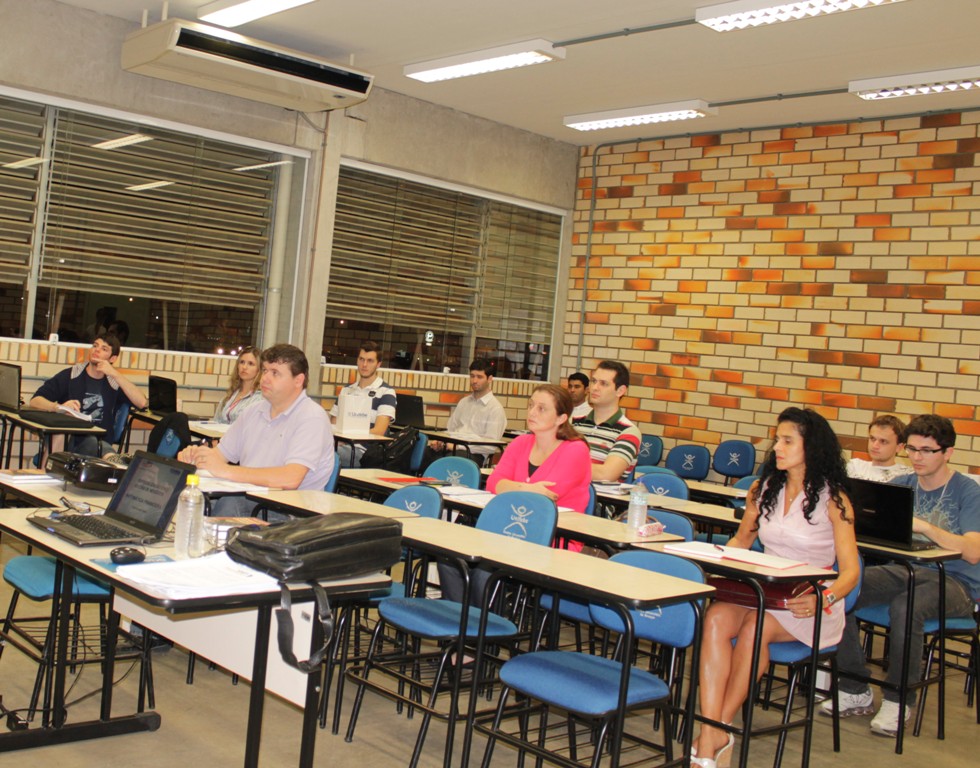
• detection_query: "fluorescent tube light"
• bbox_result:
[2,157,49,169]
[404,39,565,83]
[564,100,716,132]
[198,0,316,28]
[126,181,174,192]
[850,65,980,100]
[233,160,293,172]
[92,134,153,150]
[696,0,906,32]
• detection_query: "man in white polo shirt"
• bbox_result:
[179,344,333,513]
[846,414,913,482]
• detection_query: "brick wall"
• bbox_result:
[563,109,980,476]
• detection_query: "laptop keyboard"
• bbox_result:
[61,514,134,540]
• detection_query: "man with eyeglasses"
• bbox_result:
[825,414,980,737]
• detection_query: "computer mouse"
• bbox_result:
[110,546,145,565]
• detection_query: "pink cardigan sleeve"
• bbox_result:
[487,433,533,493]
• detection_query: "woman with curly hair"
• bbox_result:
[691,407,861,767]
[214,346,263,424]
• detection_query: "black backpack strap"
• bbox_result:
[275,581,335,674]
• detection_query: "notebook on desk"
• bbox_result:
[29,450,195,546]
[849,477,932,551]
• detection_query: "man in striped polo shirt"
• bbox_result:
[572,360,642,481]
[330,341,397,466]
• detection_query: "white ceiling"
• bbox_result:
[57,0,980,145]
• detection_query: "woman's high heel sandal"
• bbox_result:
[691,732,735,768]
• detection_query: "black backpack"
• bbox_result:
[359,426,418,473]
[146,412,192,457]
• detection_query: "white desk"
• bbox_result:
[246,489,420,519]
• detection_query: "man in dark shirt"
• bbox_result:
[31,334,147,456]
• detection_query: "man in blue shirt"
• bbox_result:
[30,334,147,456]
[824,414,980,737]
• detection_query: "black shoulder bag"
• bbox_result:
[226,512,402,673]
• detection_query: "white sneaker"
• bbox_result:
[819,688,875,717]
[870,699,912,737]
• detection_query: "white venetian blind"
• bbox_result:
[0,98,45,286]
[330,166,482,332]
[39,112,278,309]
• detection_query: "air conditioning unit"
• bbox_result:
[121,19,373,112]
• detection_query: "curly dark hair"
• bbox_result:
[752,407,851,527]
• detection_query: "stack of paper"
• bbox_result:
[663,541,805,570]
[116,552,278,599]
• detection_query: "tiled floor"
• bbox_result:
[0,534,974,767]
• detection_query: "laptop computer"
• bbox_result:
[30,450,195,546]
[849,477,933,551]
[394,394,428,429]
[148,375,178,414]
[0,361,91,427]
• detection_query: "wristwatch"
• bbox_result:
[823,590,838,608]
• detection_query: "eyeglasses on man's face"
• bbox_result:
[903,445,947,456]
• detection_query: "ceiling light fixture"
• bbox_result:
[126,180,174,191]
[2,157,49,169]
[563,100,717,132]
[198,0,316,28]
[849,65,980,100]
[92,134,153,150]
[233,160,294,171]
[695,0,906,32]
[404,39,565,83]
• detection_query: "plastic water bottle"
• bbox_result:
[626,486,648,531]
[174,474,206,559]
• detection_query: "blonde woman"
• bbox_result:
[214,346,263,424]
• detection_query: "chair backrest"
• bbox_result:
[664,444,711,480]
[110,401,131,447]
[408,432,429,475]
[384,484,442,519]
[590,550,705,648]
[324,452,341,492]
[733,474,758,492]
[638,434,664,466]
[634,465,678,479]
[585,483,597,516]
[650,509,694,541]
[637,472,690,501]
[712,439,756,483]
[425,455,481,488]
[477,491,557,547]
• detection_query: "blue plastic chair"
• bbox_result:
[425,455,481,489]
[634,465,679,479]
[638,434,664,466]
[665,444,711,481]
[638,472,690,501]
[110,401,132,449]
[324,452,341,492]
[712,439,756,485]
[481,550,705,768]
[408,432,428,475]
[345,491,557,768]
[585,483,597,516]
[651,509,695,541]
[765,556,864,756]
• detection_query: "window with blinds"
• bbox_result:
[0,94,288,352]
[327,166,562,379]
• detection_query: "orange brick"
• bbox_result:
[814,123,848,136]
[764,140,796,152]
[882,327,921,341]
[909,285,945,299]
[807,377,842,392]
[649,412,680,427]
[759,191,792,204]
[678,280,707,292]
[936,403,975,419]
[953,419,980,437]
[916,168,956,183]
[774,229,804,242]
[757,216,788,229]
[817,241,853,255]
[824,393,857,408]
[851,270,889,283]
[873,227,911,241]
[868,285,907,298]
[855,213,890,227]
[725,217,758,229]
[658,207,685,218]
[922,113,961,128]
[584,312,609,323]
[656,389,684,403]
[918,140,958,155]
[809,351,844,365]
[648,304,678,316]
[801,256,836,269]
[624,279,651,291]
[747,178,777,191]
[692,134,721,147]
[894,184,931,198]
[843,352,880,367]
[709,394,740,409]
[758,386,790,401]
[844,173,878,186]
[713,370,744,385]
[780,151,811,164]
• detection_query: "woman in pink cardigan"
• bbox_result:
[488,383,592,514]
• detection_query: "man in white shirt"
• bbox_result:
[566,372,591,418]
[329,341,397,466]
[846,414,913,482]
[431,359,506,465]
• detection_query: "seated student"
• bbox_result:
[846,414,913,482]
[329,341,396,467]
[428,359,507,466]
[30,333,147,457]
[566,371,591,418]
[214,346,263,424]
[439,384,591,605]
[572,360,642,482]
[693,407,860,767]
[178,344,334,515]
[824,414,980,737]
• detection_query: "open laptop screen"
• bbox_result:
[148,375,178,414]
[0,362,21,413]
[108,451,193,534]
